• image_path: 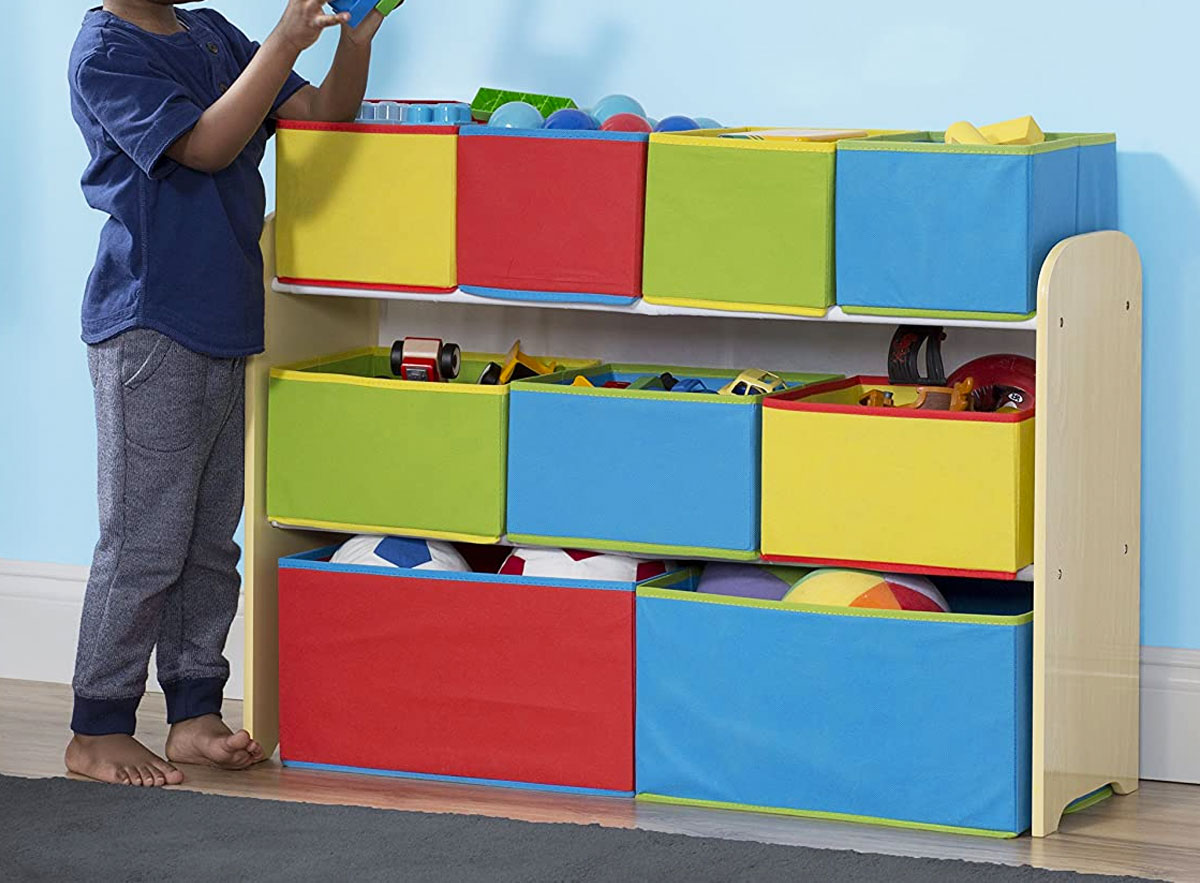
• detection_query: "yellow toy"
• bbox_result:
[571,375,595,388]
[718,370,786,397]
[498,340,560,384]
[945,116,1045,146]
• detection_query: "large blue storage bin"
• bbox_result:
[506,364,837,559]
[836,132,1117,320]
[636,571,1034,836]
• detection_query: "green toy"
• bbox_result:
[470,88,577,123]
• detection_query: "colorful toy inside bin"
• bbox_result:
[506,364,839,558]
[636,570,1034,836]
[760,376,1035,578]
[278,544,652,794]
[641,128,887,316]
[836,131,1118,320]
[266,347,596,543]
[457,128,650,305]
[275,103,468,294]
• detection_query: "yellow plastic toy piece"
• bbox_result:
[979,115,1045,146]
[944,121,990,145]
[718,370,786,397]
[571,375,595,388]
[498,340,560,384]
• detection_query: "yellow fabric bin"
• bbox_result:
[761,376,1034,578]
[275,116,458,292]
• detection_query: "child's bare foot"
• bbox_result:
[165,714,265,770]
[65,734,185,786]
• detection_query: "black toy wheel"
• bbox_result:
[477,361,502,385]
[389,340,405,377]
[439,343,462,380]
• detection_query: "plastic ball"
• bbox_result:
[488,100,545,130]
[694,117,723,129]
[500,547,674,583]
[655,115,701,133]
[544,108,600,131]
[330,535,470,573]
[697,563,809,601]
[592,94,646,123]
[601,113,653,134]
[783,569,950,613]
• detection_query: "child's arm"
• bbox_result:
[275,14,386,124]
[165,0,349,174]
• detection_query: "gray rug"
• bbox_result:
[0,775,1157,882]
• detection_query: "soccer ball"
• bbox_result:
[330,535,470,573]
[499,547,674,583]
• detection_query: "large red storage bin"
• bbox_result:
[277,546,638,795]
[456,128,649,305]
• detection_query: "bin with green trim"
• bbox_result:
[835,131,1118,320]
[506,363,838,558]
[641,128,887,317]
[636,569,1034,836]
[266,347,595,543]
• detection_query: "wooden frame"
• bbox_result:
[244,224,1142,837]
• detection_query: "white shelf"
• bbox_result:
[273,279,1038,332]
[267,520,1036,582]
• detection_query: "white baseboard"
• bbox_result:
[0,558,244,701]
[1140,646,1200,784]
[2,558,1197,783]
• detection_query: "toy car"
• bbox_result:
[718,370,786,397]
[390,337,461,383]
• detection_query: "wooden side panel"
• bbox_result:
[244,216,377,755]
[1032,231,1142,836]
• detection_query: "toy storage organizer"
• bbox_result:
[836,132,1118,319]
[266,348,594,543]
[637,571,1033,836]
[761,377,1035,578]
[457,128,650,304]
[277,547,640,795]
[274,112,461,293]
[641,128,880,317]
[507,364,838,558]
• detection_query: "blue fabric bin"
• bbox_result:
[836,132,1117,320]
[506,364,837,559]
[636,571,1034,836]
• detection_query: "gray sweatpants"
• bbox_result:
[72,328,245,736]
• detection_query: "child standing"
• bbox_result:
[66,0,386,786]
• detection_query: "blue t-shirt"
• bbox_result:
[69,8,309,357]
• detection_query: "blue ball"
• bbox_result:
[655,115,701,133]
[592,94,646,123]
[694,117,723,129]
[488,101,545,130]
[544,108,600,131]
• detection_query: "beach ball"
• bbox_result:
[697,563,809,601]
[654,115,700,133]
[488,101,545,129]
[783,569,950,612]
[330,536,470,573]
[601,113,653,133]
[500,547,674,583]
[544,108,600,131]
[592,94,646,123]
[694,117,723,129]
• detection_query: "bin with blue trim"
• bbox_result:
[456,128,649,304]
[277,543,651,795]
[635,570,1034,836]
[836,132,1117,320]
[506,364,838,559]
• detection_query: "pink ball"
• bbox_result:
[601,113,653,133]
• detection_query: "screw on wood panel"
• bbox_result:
[1126,301,1131,310]
[1124,543,1129,555]
[1059,317,1065,328]
[1057,568,1063,580]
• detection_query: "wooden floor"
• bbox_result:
[2,679,1198,881]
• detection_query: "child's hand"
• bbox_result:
[342,10,386,46]
[274,0,350,53]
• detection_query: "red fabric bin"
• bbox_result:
[277,546,637,795]
[456,128,648,304]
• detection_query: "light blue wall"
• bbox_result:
[1,1,1195,647]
